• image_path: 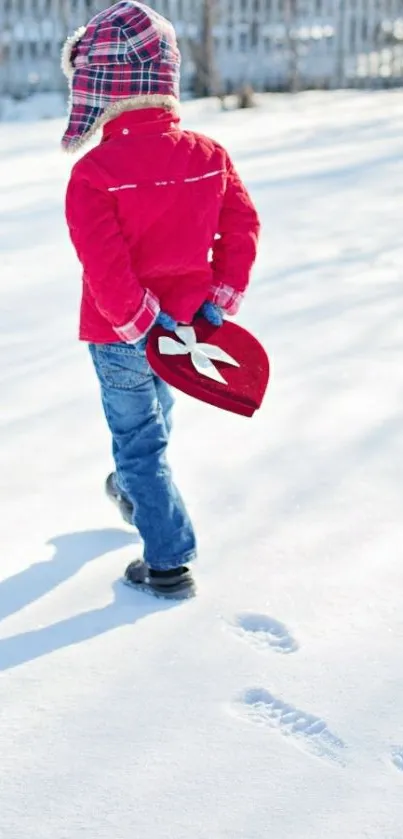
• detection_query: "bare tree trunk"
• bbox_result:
[284,0,299,92]
[191,0,219,97]
[202,0,216,96]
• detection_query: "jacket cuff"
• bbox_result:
[113,289,160,344]
[208,283,244,316]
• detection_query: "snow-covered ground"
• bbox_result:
[1,91,403,838]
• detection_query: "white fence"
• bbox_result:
[1,0,403,97]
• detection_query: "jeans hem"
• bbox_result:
[146,549,197,572]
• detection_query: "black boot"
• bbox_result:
[105,473,134,525]
[124,560,196,599]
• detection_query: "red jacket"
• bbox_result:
[65,108,260,344]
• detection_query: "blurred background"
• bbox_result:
[1,0,403,107]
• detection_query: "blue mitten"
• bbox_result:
[156,311,178,332]
[200,301,224,327]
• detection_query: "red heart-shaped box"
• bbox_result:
[146,318,270,417]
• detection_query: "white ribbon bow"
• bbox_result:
[158,326,240,385]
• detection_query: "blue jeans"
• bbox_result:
[89,339,196,571]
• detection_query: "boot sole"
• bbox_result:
[122,576,196,601]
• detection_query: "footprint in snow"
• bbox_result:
[391,749,403,772]
[229,612,298,655]
[232,687,346,766]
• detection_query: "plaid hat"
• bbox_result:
[61,1,181,152]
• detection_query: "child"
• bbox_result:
[63,0,260,598]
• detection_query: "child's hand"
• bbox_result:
[156,312,178,332]
[199,301,224,327]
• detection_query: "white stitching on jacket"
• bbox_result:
[108,169,225,192]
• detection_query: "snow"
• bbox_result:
[1,90,403,837]
[0,92,66,123]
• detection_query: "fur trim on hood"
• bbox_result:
[61,26,87,81]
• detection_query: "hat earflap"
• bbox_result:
[62,94,180,154]
[61,26,87,80]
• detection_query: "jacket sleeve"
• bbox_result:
[65,163,159,343]
[209,154,260,315]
